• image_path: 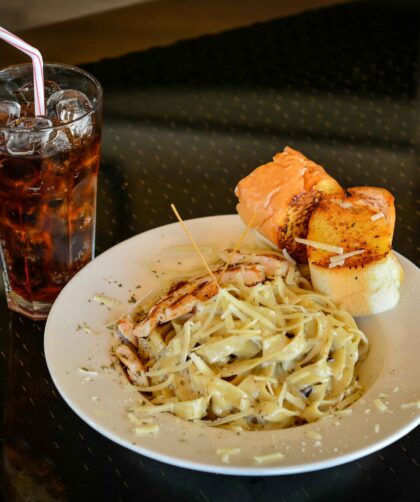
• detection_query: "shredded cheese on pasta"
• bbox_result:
[254,452,285,464]
[119,264,368,431]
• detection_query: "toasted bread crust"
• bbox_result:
[347,187,395,237]
[276,188,323,263]
[236,147,343,262]
[307,187,395,268]
[307,186,401,316]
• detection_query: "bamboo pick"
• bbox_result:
[170,204,219,285]
[217,212,256,282]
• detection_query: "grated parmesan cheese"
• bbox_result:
[373,398,388,412]
[77,367,98,377]
[330,249,365,263]
[371,212,384,222]
[374,424,380,434]
[133,424,159,435]
[216,447,241,464]
[332,199,353,209]
[295,237,343,255]
[328,260,345,269]
[282,248,296,265]
[401,401,420,410]
[94,410,108,417]
[337,408,353,416]
[254,452,285,464]
[306,431,322,440]
[80,323,94,335]
[93,294,122,308]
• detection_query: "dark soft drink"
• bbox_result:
[0,130,100,306]
[0,63,102,319]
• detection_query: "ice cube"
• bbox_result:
[47,89,93,138]
[8,116,53,130]
[0,101,21,125]
[13,80,61,105]
[6,116,54,156]
[47,89,92,123]
[43,127,73,157]
[0,101,21,147]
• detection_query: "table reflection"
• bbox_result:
[1,313,66,501]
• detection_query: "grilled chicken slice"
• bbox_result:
[133,263,265,338]
[219,249,289,277]
[116,318,137,346]
[115,345,148,386]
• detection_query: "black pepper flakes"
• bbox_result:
[300,385,313,398]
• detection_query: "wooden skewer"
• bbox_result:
[217,212,256,282]
[170,204,219,285]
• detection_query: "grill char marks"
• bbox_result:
[132,252,290,338]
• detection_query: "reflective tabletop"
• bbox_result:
[1,1,419,500]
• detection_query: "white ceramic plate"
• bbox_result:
[44,215,420,475]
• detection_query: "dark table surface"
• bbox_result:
[1,1,419,501]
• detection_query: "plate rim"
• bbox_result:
[44,214,420,476]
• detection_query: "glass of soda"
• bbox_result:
[0,63,102,320]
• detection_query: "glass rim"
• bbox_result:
[0,62,103,132]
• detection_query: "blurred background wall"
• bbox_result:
[1,0,153,30]
[0,0,349,65]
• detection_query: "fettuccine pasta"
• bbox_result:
[119,261,368,431]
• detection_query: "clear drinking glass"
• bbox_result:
[0,63,102,320]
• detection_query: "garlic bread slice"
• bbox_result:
[236,147,343,263]
[307,187,403,317]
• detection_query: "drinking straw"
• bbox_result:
[0,26,45,115]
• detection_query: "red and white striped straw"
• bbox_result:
[0,26,45,116]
